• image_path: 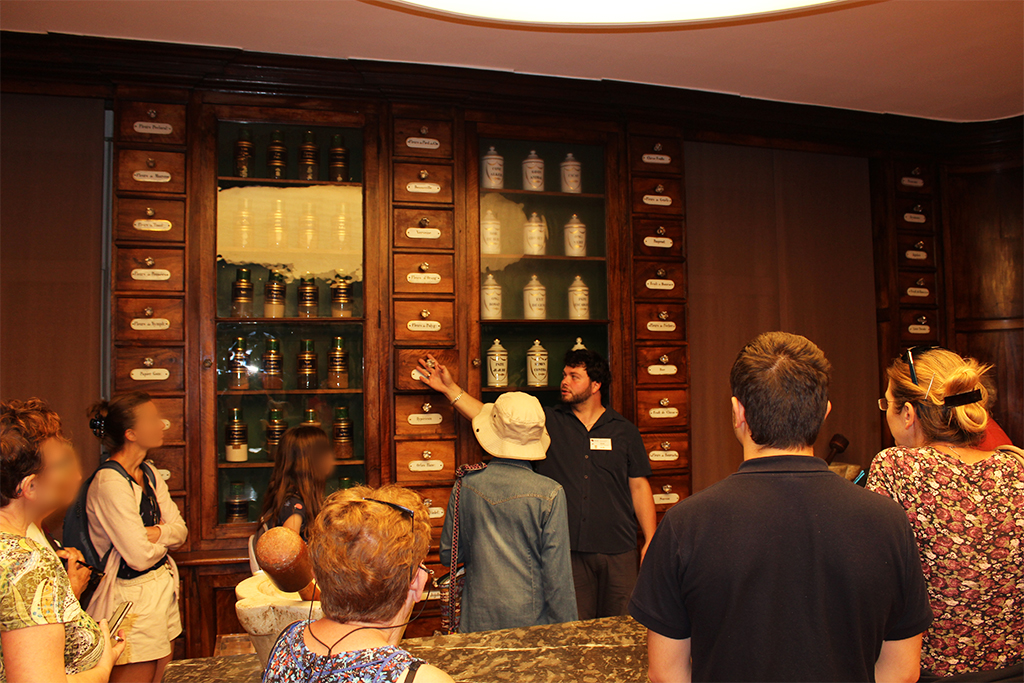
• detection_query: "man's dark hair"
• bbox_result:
[729,331,831,450]
[563,348,611,405]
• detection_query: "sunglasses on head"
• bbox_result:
[902,345,940,386]
[362,497,428,583]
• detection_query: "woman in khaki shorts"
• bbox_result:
[85,392,188,683]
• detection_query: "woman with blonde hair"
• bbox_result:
[263,485,453,683]
[868,347,1023,680]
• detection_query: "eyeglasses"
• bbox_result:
[902,345,939,386]
[877,397,889,411]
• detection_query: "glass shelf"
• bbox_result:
[218,177,362,188]
[219,459,365,469]
[482,188,604,200]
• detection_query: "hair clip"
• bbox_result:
[943,388,982,408]
[89,416,106,437]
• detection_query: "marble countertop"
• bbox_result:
[163,615,648,682]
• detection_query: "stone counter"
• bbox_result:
[163,615,648,682]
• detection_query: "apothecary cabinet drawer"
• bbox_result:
[393,119,453,158]
[393,163,454,204]
[113,346,184,393]
[897,234,936,270]
[634,261,686,300]
[151,397,184,442]
[635,346,688,386]
[642,434,691,471]
[899,309,941,343]
[395,349,461,391]
[635,389,689,432]
[394,301,455,343]
[650,473,691,512]
[411,486,453,528]
[114,297,184,341]
[633,219,684,258]
[629,136,682,174]
[116,198,185,242]
[117,149,185,194]
[395,440,456,483]
[114,247,184,292]
[635,303,686,341]
[117,101,187,145]
[631,176,683,215]
[395,394,456,437]
[393,208,454,250]
[393,254,455,296]
[898,272,937,306]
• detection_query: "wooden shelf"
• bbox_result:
[482,386,561,392]
[218,459,365,468]
[217,388,363,395]
[218,176,362,188]
[216,317,365,324]
[481,254,606,262]
[481,188,603,199]
[480,319,609,325]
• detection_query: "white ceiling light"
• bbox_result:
[386,0,851,27]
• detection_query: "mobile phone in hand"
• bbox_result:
[108,601,133,637]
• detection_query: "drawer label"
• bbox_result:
[130,368,170,381]
[133,121,173,135]
[407,320,442,332]
[649,449,679,462]
[647,364,678,376]
[643,236,674,248]
[653,492,680,505]
[900,177,924,188]
[406,182,441,194]
[908,324,931,335]
[647,321,677,332]
[427,506,446,519]
[133,219,173,232]
[642,153,672,165]
[649,407,679,419]
[406,136,440,150]
[905,250,928,261]
[132,170,172,183]
[409,459,444,473]
[411,368,427,381]
[903,212,926,224]
[645,278,675,290]
[408,413,443,425]
[162,419,172,431]
[156,468,172,481]
[130,318,171,331]
[407,272,442,285]
[907,287,930,298]
[406,227,441,240]
[643,194,673,206]
[131,268,172,281]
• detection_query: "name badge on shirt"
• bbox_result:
[590,438,612,451]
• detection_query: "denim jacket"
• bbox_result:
[440,458,578,633]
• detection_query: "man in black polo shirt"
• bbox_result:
[629,332,932,683]
[417,348,656,620]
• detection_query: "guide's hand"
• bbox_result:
[417,354,455,395]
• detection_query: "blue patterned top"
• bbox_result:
[263,621,424,683]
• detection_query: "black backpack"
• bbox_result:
[62,458,157,607]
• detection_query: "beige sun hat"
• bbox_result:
[471,392,551,461]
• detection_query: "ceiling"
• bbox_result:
[1,0,1021,122]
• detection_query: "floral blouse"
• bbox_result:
[263,620,425,683]
[0,532,104,681]
[867,446,1024,676]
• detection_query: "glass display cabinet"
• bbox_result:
[199,107,372,539]
[474,135,611,405]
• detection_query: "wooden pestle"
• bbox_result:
[254,526,321,601]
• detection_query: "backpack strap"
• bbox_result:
[446,462,486,633]
[92,459,153,568]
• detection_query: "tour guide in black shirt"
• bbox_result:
[417,348,657,620]
[629,332,933,683]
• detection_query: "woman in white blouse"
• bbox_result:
[85,392,187,683]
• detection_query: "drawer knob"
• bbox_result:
[915,241,926,250]
[426,358,436,369]
[912,204,924,213]
[472,358,481,367]
[202,359,213,369]
[660,441,671,450]
[911,166,922,176]
[655,184,665,194]
[656,226,666,236]
[662,484,673,493]
[147,109,158,119]
[659,355,670,364]
[419,125,429,135]
[658,310,669,320]
[418,217,431,227]
[916,277,925,286]
[143,307,154,317]
[422,402,432,413]
[143,357,155,368]
[144,257,156,267]
[145,206,156,217]
[422,450,432,460]
[655,268,667,278]
[659,398,670,407]
[419,309,431,319]
[419,262,430,272]
[146,157,156,168]
[423,498,433,507]
[418,169,429,180]
[653,142,663,152]
[916,315,928,325]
